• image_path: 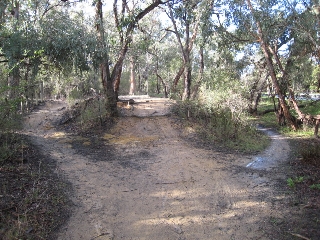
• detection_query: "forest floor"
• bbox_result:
[19,97,320,240]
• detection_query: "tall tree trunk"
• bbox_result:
[183,59,191,100]
[155,56,168,97]
[96,0,117,116]
[191,46,204,100]
[155,58,160,94]
[261,43,297,129]
[111,43,129,100]
[182,16,191,100]
[129,55,135,95]
[157,74,168,98]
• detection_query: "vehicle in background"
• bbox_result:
[295,93,320,101]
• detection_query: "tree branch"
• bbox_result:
[167,3,187,61]
[130,0,167,33]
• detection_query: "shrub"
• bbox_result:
[172,87,269,153]
[299,141,320,167]
[0,96,22,163]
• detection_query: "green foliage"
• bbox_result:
[310,183,320,190]
[0,59,21,161]
[73,97,108,131]
[300,100,320,116]
[0,133,20,163]
[172,86,269,153]
[287,176,304,188]
[40,10,94,73]
[287,178,295,188]
[0,87,22,163]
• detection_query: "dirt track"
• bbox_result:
[23,99,294,240]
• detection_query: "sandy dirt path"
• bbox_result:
[23,99,292,240]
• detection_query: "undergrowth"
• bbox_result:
[0,136,72,240]
[61,96,111,133]
[0,97,22,164]
[172,100,269,153]
[0,96,71,239]
[298,141,320,167]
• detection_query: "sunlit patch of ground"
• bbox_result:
[106,135,159,145]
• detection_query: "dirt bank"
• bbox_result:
[22,99,318,240]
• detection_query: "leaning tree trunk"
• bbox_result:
[246,0,297,130]
[172,66,184,91]
[289,88,320,137]
[262,48,297,129]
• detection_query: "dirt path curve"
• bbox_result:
[23,99,291,240]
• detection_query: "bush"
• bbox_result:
[77,97,108,128]
[172,87,269,153]
[0,97,22,163]
[299,141,320,167]
[61,96,110,132]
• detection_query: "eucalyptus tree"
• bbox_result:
[286,1,320,94]
[242,55,269,114]
[1,0,22,99]
[123,8,174,97]
[0,0,92,101]
[94,0,169,115]
[219,0,320,130]
[166,0,214,100]
[190,0,216,99]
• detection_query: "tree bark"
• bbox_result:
[129,55,135,95]
[172,66,184,89]
[156,73,168,98]
[191,46,204,100]
[182,17,191,100]
[96,0,117,116]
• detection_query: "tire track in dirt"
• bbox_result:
[23,100,292,240]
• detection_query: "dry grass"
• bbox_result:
[0,135,72,239]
